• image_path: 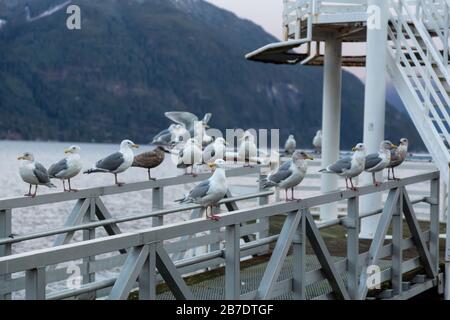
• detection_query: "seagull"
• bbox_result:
[284,135,296,156]
[203,137,228,164]
[18,152,56,197]
[364,141,395,186]
[192,120,213,146]
[152,124,188,148]
[320,143,366,191]
[238,131,257,167]
[261,151,313,201]
[313,130,322,154]
[165,111,212,133]
[48,145,83,192]
[176,159,228,221]
[84,140,139,186]
[177,138,203,176]
[132,146,168,180]
[387,138,409,180]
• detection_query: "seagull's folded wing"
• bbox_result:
[96,152,124,172]
[328,157,352,173]
[34,162,51,184]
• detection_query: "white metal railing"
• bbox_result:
[283,0,313,41]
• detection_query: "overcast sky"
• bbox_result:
[206,0,283,39]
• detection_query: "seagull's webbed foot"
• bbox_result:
[24,193,33,197]
[208,215,221,221]
[149,177,157,181]
[69,188,79,192]
[116,182,125,187]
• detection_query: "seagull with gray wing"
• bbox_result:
[177,138,203,176]
[176,159,228,221]
[284,135,296,156]
[84,140,139,186]
[387,138,409,180]
[203,137,228,165]
[18,152,56,197]
[364,140,395,186]
[320,143,366,191]
[48,145,82,192]
[313,130,322,154]
[261,151,313,201]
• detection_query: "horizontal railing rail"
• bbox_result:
[0,166,261,211]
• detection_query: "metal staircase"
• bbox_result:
[386,0,450,183]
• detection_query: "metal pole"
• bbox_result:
[152,187,164,227]
[392,189,403,296]
[320,34,342,221]
[0,209,11,300]
[346,197,359,299]
[81,198,96,299]
[225,224,240,300]
[360,0,389,239]
[445,173,450,300]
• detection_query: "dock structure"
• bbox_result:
[0,162,445,300]
[0,0,449,300]
[247,0,450,298]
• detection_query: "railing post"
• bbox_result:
[392,189,403,296]
[81,198,96,299]
[293,210,306,300]
[225,224,240,300]
[25,268,46,300]
[445,172,450,300]
[139,242,157,300]
[0,209,12,300]
[257,172,270,254]
[346,197,359,300]
[430,177,440,273]
[152,187,164,227]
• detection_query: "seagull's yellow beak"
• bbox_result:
[132,144,140,149]
[17,156,25,160]
[352,147,357,152]
[225,141,229,146]
[208,163,217,170]
[391,144,398,148]
[64,148,72,154]
[306,154,314,160]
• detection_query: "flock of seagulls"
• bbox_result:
[16,110,410,221]
[320,139,409,190]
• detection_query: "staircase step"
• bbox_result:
[377,289,394,299]
[389,20,439,38]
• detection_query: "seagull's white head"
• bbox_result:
[292,151,314,162]
[240,131,255,142]
[380,140,395,151]
[120,140,139,150]
[288,135,295,139]
[208,159,226,171]
[400,138,409,147]
[65,145,81,154]
[17,152,34,162]
[215,137,228,146]
[352,143,366,153]
[317,130,322,136]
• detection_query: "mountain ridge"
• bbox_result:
[0,0,425,150]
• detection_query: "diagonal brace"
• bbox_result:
[305,209,350,300]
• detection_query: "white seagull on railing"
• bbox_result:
[84,140,139,186]
[18,152,56,197]
[320,143,366,191]
[48,145,82,192]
